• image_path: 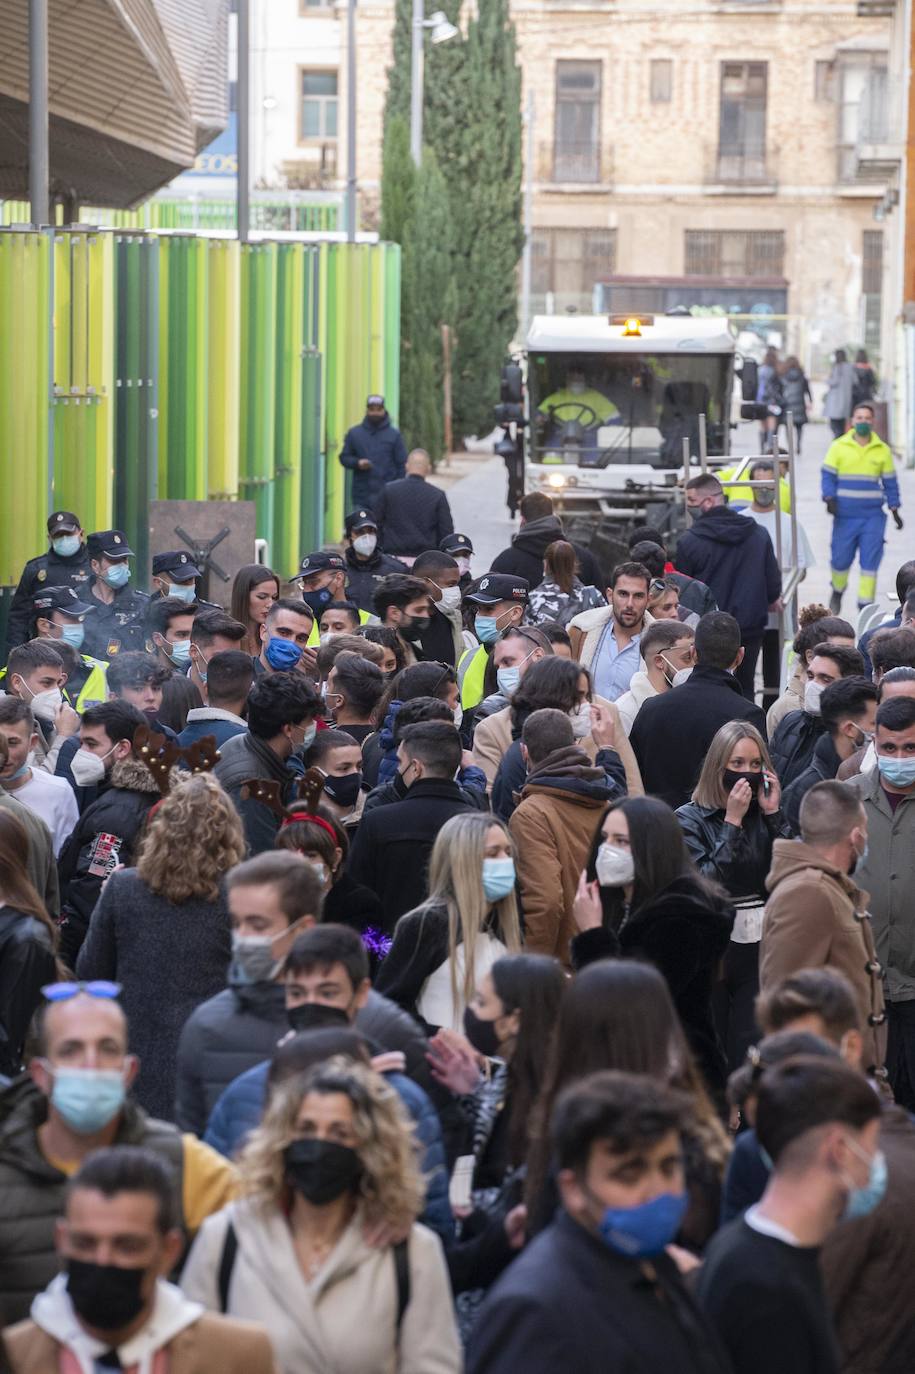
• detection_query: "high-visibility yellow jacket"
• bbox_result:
[821,429,899,518]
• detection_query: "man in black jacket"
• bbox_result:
[57,700,154,965]
[770,643,866,790]
[630,612,767,808]
[346,719,473,930]
[490,491,602,591]
[782,677,878,833]
[214,672,321,855]
[677,474,781,700]
[341,507,407,613]
[373,449,454,561]
[338,393,407,509]
[5,510,93,654]
[468,1072,732,1374]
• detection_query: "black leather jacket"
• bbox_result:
[675,802,791,902]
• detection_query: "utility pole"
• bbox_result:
[237,0,250,243]
[410,0,424,167]
[29,0,49,226]
[520,89,535,337]
[345,0,357,240]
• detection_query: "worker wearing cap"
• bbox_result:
[339,393,407,509]
[440,533,474,589]
[5,511,92,654]
[148,551,215,613]
[31,586,108,713]
[457,574,530,711]
[342,508,408,614]
[298,549,375,648]
[82,530,149,660]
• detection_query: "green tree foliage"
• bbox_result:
[380,115,414,246]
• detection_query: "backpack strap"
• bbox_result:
[217,1219,238,1314]
[393,1237,410,1336]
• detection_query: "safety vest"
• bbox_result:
[457,645,489,710]
[306,607,373,649]
[0,655,107,713]
[821,430,899,519]
[719,466,791,513]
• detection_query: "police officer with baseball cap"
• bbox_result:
[30,585,108,714]
[440,532,474,588]
[82,530,149,660]
[457,573,530,711]
[147,551,217,620]
[297,549,374,647]
[342,507,408,614]
[5,512,92,654]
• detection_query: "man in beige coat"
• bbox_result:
[3,1146,276,1374]
[760,779,886,1073]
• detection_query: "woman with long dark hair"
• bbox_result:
[230,564,280,656]
[0,809,58,1077]
[525,960,730,1249]
[526,540,605,628]
[571,795,733,1095]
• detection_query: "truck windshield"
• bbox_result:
[528,350,732,467]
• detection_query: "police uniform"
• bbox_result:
[5,511,92,653]
[81,529,149,661]
[30,585,108,712]
[456,573,529,710]
[146,550,216,615]
[299,549,373,647]
[821,427,901,607]
[342,509,409,613]
[440,532,474,591]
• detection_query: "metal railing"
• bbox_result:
[538,139,607,185]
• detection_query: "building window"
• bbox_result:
[717,61,768,181]
[300,0,332,9]
[837,54,889,181]
[650,60,672,103]
[553,61,601,182]
[684,229,785,279]
[301,70,338,140]
[862,229,883,357]
[531,228,617,299]
[814,60,835,102]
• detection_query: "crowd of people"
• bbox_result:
[0,400,913,1372]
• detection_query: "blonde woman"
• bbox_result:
[375,813,523,1033]
[675,720,790,1072]
[76,772,246,1118]
[181,1059,461,1374]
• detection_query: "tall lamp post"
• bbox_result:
[345,0,357,241]
[237,0,250,243]
[29,0,49,226]
[409,4,459,168]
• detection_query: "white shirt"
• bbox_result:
[745,1203,802,1247]
[12,768,79,856]
[738,505,815,571]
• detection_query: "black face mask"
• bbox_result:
[323,771,363,809]
[67,1258,147,1331]
[285,1137,363,1205]
[463,1005,502,1058]
[400,615,431,641]
[287,1002,350,1035]
[722,768,763,796]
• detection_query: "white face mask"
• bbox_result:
[453,704,464,731]
[437,586,463,612]
[70,745,116,788]
[671,666,693,688]
[456,557,472,576]
[804,680,824,716]
[569,702,592,739]
[595,842,636,888]
[353,534,377,558]
[17,680,63,723]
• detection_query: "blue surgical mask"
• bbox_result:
[302,586,333,615]
[163,580,196,605]
[60,624,85,652]
[265,637,304,672]
[497,666,521,698]
[482,856,516,902]
[291,722,317,758]
[165,638,192,666]
[843,1143,887,1221]
[2,761,29,782]
[48,1066,126,1134]
[474,615,499,644]
[52,534,81,558]
[877,755,915,788]
[102,562,130,589]
[597,1190,689,1259]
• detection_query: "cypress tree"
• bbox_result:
[380,115,414,245]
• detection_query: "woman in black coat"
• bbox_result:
[675,720,790,1072]
[0,810,58,1078]
[570,796,733,1098]
[76,773,245,1120]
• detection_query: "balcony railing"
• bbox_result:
[537,140,609,186]
[705,144,778,189]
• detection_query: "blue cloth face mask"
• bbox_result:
[482,857,516,902]
[474,614,500,644]
[265,637,304,671]
[162,580,196,605]
[47,1066,126,1134]
[165,638,192,666]
[597,1190,689,1259]
[52,534,81,558]
[876,755,915,788]
[60,624,85,652]
[842,1141,887,1221]
[2,760,29,782]
[102,562,130,589]
[302,586,333,615]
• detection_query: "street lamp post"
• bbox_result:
[345,0,357,241]
[409,4,459,168]
[29,0,49,226]
[237,0,250,244]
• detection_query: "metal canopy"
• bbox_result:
[0,0,227,209]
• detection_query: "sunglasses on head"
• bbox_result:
[649,579,668,598]
[41,981,122,1003]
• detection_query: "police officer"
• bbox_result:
[440,532,474,589]
[32,586,108,712]
[341,508,407,614]
[148,551,213,610]
[82,530,149,661]
[297,550,374,650]
[457,574,529,711]
[822,400,903,613]
[6,511,92,654]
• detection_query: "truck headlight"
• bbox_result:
[547,472,566,489]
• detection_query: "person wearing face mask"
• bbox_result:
[297,551,372,661]
[145,596,204,733]
[254,597,317,679]
[32,584,109,715]
[770,643,866,789]
[375,813,523,1030]
[148,549,211,612]
[300,728,367,834]
[2,1147,273,1374]
[413,549,467,668]
[441,531,474,589]
[5,510,92,655]
[57,701,161,966]
[182,1060,460,1374]
[0,697,78,856]
[0,733,61,920]
[320,651,384,745]
[0,640,79,769]
[213,673,322,856]
[468,1073,732,1374]
[699,1055,883,1374]
[470,627,552,788]
[613,620,696,737]
[458,574,530,712]
[0,989,237,1323]
[371,449,454,564]
[340,508,408,613]
[510,710,625,967]
[761,781,885,1076]
[362,692,487,813]
[81,529,150,660]
[781,677,878,833]
[338,391,408,508]
[178,649,253,750]
[370,571,434,668]
[676,720,790,1072]
[823,400,902,615]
